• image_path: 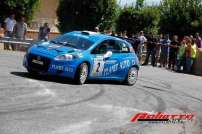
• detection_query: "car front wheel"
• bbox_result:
[125,67,138,86]
[75,63,89,85]
[27,68,38,75]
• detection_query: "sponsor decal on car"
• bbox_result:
[51,64,73,72]
[91,56,105,76]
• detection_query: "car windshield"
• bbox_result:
[50,34,94,50]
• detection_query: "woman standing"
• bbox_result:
[185,38,197,73]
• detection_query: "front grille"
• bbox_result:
[27,54,51,72]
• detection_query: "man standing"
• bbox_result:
[4,14,16,50]
[38,23,50,41]
[142,33,157,66]
[168,35,180,70]
[137,31,147,64]
[13,17,27,40]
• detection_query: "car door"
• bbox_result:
[115,40,134,78]
[90,39,118,79]
[90,39,131,79]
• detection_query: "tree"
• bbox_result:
[135,0,145,10]
[0,0,40,22]
[57,0,117,33]
[160,0,202,36]
[141,7,160,34]
[116,6,160,35]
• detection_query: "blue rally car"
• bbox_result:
[23,31,140,85]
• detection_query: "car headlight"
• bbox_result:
[54,54,73,61]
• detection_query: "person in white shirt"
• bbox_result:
[13,17,27,40]
[137,31,147,64]
[4,14,16,50]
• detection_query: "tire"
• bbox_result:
[125,67,138,86]
[74,63,89,85]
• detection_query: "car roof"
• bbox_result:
[66,31,122,43]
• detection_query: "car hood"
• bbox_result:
[31,42,81,57]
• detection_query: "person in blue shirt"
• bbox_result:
[159,34,171,68]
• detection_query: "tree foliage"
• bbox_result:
[135,0,145,10]
[160,0,202,35]
[0,0,40,22]
[57,0,117,33]
[116,6,160,35]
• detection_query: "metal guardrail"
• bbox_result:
[0,37,36,47]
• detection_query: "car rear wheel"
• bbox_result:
[125,67,138,86]
[75,63,89,85]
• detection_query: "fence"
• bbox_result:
[26,30,60,40]
[0,30,60,51]
[0,29,60,40]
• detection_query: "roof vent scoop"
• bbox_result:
[81,31,97,35]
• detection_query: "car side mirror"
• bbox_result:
[104,51,112,59]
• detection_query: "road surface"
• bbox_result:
[0,50,202,134]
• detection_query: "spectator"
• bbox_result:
[195,33,202,48]
[131,33,140,53]
[122,30,128,38]
[13,17,27,40]
[185,38,197,73]
[142,33,157,66]
[168,35,180,70]
[118,32,123,37]
[94,26,100,33]
[159,34,171,68]
[106,27,113,35]
[38,23,50,41]
[156,34,163,66]
[177,38,186,72]
[137,31,147,64]
[4,14,16,50]
[111,31,117,36]
[0,24,4,37]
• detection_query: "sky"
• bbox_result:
[119,0,161,6]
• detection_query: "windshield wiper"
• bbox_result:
[61,42,77,49]
[50,40,57,44]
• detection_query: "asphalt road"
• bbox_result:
[0,50,202,134]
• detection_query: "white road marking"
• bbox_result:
[27,79,55,97]
[52,120,93,134]
[88,103,153,114]
[89,103,154,124]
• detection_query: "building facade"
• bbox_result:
[30,0,59,32]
